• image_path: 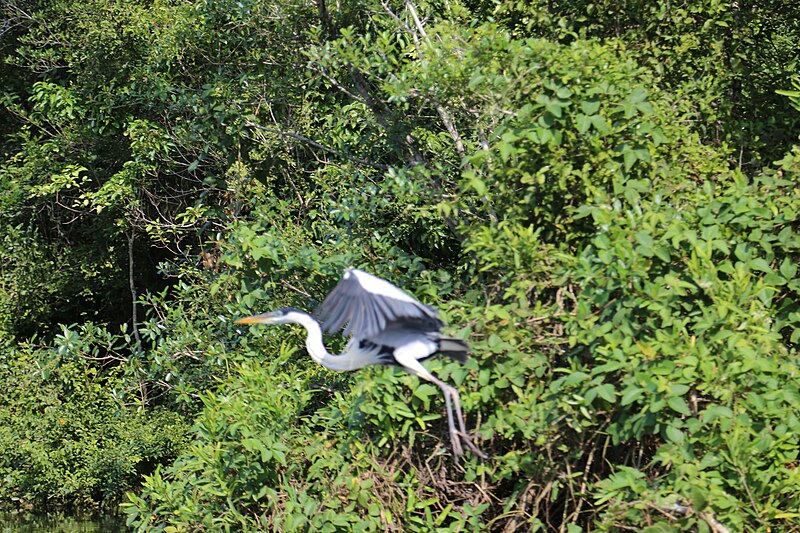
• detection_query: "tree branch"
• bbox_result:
[244,119,388,170]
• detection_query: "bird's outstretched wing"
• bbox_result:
[316,268,443,339]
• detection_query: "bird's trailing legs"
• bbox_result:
[425,374,488,460]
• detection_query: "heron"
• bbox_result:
[236,267,485,458]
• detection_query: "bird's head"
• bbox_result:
[235,307,307,326]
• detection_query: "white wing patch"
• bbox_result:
[348,269,419,304]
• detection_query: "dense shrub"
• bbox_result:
[1,0,800,530]
[0,326,188,511]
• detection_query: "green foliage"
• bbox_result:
[555,168,800,529]
[122,347,491,532]
[0,326,188,512]
[495,0,800,168]
[0,226,65,339]
[2,0,800,530]
[451,35,672,245]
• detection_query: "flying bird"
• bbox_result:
[236,267,485,458]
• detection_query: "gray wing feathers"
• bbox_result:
[316,269,443,339]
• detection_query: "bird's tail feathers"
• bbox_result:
[437,337,469,363]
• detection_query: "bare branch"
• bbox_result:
[127,230,143,353]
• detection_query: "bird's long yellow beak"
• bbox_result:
[235,316,261,324]
[235,313,277,325]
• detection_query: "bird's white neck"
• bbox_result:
[290,311,371,372]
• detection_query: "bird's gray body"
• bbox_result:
[354,327,469,367]
[316,268,467,368]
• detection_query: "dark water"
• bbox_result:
[0,513,127,533]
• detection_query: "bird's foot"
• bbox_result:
[449,429,464,457]
[455,430,488,460]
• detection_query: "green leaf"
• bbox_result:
[471,176,487,195]
[629,87,648,104]
[580,98,601,114]
[623,149,637,170]
[621,387,644,406]
[780,257,797,279]
[690,485,708,511]
[654,246,671,263]
[589,115,611,135]
[749,257,772,273]
[701,404,733,423]
[635,230,654,249]
[576,114,592,134]
[667,396,691,416]
[594,383,617,403]
[665,425,685,444]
